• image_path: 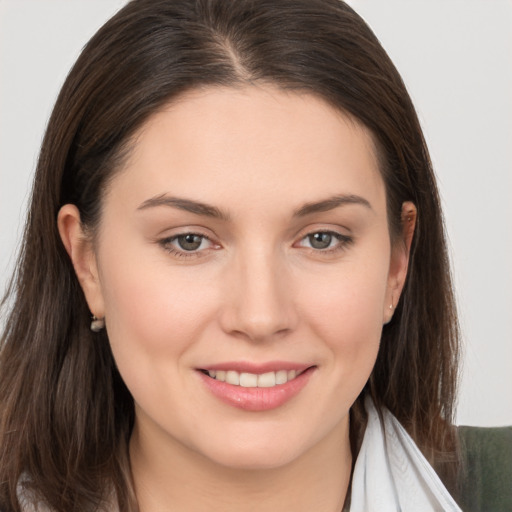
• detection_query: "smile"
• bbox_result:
[198,364,316,411]
[201,369,302,388]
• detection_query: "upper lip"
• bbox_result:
[198,361,314,374]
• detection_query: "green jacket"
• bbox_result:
[456,425,512,512]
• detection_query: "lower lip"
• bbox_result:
[198,367,315,411]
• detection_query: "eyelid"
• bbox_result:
[296,230,352,245]
[293,227,354,254]
[157,229,221,259]
[292,223,352,241]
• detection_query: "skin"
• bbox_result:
[59,85,416,512]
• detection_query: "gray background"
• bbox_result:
[1,0,511,426]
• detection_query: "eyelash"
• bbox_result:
[158,230,353,259]
[296,230,354,255]
[159,233,216,259]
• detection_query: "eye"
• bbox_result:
[306,232,335,250]
[174,233,208,251]
[159,232,217,258]
[297,230,353,252]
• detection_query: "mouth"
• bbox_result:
[197,364,316,411]
[199,368,308,388]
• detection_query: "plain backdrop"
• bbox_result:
[1,0,511,427]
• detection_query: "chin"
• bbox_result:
[204,444,304,472]
[189,422,327,473]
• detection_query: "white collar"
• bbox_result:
[350,397,462,511]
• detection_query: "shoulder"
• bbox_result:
[455,425,512,512]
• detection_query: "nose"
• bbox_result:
[219,247,298,342]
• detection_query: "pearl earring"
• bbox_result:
[90,316,105,332]
[383,301,394,325]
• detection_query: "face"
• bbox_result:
[61,86,410,470]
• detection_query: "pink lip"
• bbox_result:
[197,365,316,412]
[200,361,311,374]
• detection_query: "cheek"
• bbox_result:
[96,240,219,371]
[297,258,388,373]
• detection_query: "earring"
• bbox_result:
[90,316,105,332]
[383,302,394,325]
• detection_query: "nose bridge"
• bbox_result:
[221,243,296,341]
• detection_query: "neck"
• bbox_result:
[129,416,352,512]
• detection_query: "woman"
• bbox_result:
[0,0,464,510]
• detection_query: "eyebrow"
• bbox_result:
[137,194,230,221]
[137,193,372,221]
[293,194,372,217]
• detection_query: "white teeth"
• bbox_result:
[240,372,258,387]
[257,372,276,387]
[275,370,288,385]
[225,371,240,385]
[205,369,303,388]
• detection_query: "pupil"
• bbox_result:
[178,234,202,251]
[309,232,332,249]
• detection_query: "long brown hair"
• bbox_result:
[0,0,460,510]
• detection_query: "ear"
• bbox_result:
[57,204,105,318]
[383,201,417,324]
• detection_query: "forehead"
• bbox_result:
[107,85,385,217]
